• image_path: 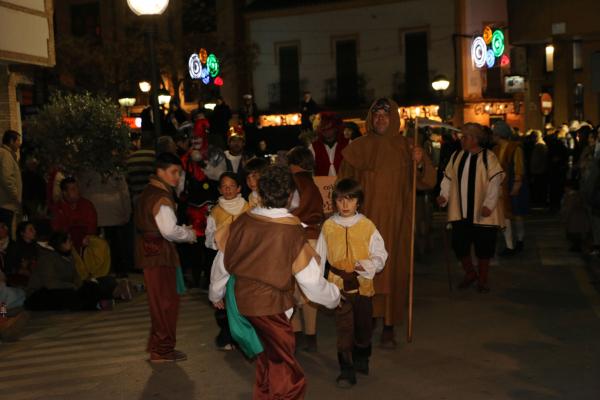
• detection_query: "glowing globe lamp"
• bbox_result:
[127,0,169,15]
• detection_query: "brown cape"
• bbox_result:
[339,98,436,325]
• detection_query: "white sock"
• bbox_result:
[503,219,514,249]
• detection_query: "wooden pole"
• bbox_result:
[407,118,419,343]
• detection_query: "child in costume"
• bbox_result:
[287,146,324,352]
[206,172,250,350]
[244,157,270,208]
[316,178,388,387]
[209,165,340,399]
[134,152,196,363]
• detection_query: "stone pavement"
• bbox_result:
[1,213,600,399]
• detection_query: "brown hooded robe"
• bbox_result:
[339,99,436,326]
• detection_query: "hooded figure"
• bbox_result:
[338,98,436,347]
[311,112,349,176]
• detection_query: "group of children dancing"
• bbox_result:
[135,148,387,398]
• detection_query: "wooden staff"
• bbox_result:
[407,117,419,343]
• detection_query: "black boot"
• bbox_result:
[336,352,357,388]
[353,345,371,375]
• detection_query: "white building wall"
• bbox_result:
[248,0,455,110]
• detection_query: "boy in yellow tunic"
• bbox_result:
[316,178,388,387]
[205,171,250,350]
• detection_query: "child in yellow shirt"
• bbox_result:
[316,178,387,387]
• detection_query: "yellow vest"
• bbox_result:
[211,202,250,230]
[322,216,376,296]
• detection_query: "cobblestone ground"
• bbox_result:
[1,212,599,400]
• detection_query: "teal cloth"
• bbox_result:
[225,276,264,358]
[175,267,187,295]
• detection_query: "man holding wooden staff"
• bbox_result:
[338,98,436,348]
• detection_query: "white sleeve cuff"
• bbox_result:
[208,251,230,303]
[154,205,195,243]
[294,258,340,309]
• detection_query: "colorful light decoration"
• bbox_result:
[486,49,496,68]
[491,30,505,57]
[201,67,210,84]
[199,48,208,64]
[188,48,222,86]
[188,54,202,79]
[483,26,493,44]
[471,28,507,69]
[207,54,220,78]
[471,36,487,69]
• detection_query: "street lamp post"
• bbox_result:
[127,0,169,141]
[432,74,451,122]
[118,91,136,116]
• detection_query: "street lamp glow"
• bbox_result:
[127,0,169,15]
[157,89,171,105]
[139,81,151,93]
[118,97,136,107]
[431,75,450,92]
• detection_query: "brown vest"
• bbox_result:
[223,213,308,316]
[134,177,180,269]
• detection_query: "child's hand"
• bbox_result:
[354,262,365,272]
[213,300,225,310]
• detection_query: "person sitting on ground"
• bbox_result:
[205,172,250,351]
[4,221,40,287]
[0,220,14,274]
[244,157,270,208]
[25,232,118,311]
[0,268,29,342]
[51,177,98,253]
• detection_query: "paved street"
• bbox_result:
[1,213,600,400]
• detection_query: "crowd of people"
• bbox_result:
[1,92,600,397]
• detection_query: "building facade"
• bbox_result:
[0,0,55,134]
[508,0,600,129]
[244,0,528,130]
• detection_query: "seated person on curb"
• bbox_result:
[209,165,341,399]
[0,268,29,341]
[51,177,98,253]
[205,172,250,351]
[316,178,388,388]
[25,232,118,311]
[72,235,132,301]
[4,221,40,287]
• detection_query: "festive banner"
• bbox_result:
[313,176,336,215]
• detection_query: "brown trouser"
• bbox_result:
[247,314,306,400]
[144,266,179,358]
[335,293,373,352]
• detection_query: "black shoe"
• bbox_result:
[457,272,478,290]
[353,345,371,375]
[336,352,356,388]
[477,283,491,293]
[499,248,517,257]
[515,241,524,252]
